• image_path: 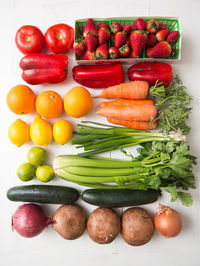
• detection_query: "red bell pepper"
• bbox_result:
[19,54,68,85]
[72,64,124,89]
[128,62,173,87]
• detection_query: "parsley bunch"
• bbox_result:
[131,140,197,206]
[154,76,193,134]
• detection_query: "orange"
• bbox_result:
[35,90,63,119]
[64,86,93,118]
[7,84,35,115]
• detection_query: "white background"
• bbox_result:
[0,0,200,265]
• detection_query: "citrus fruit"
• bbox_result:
[7,84,35,115]
[64,86,93,118]
[53,119,73,145]
[30,115,53,147]
[17,162,35,181]
[35,90,63,119]
[8,119,30,147]
[27,147,46,166]
[36,165,54,182]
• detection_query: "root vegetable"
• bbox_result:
[154,204,183,238]
[12,203,53,238]
[53,204,86,240]
[107,117,158,130]
[99,99,154,108]
[122,207,154,246]
[96,81,150,100]
[87,207,120,244]
[96,104,157,122]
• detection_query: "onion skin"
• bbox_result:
[154,204,183,238]
[12,203,53,238]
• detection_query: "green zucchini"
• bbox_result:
[81,189,159,208]
[7,185,79,204]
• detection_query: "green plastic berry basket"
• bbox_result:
[75,17,181,64]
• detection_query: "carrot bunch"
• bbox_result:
[96,81,158,130]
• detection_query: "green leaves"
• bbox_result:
[162,186,177,202]
[155,75,193,135]
[177,192,193,207]
[161,187,193,206]
[133,140,196,206]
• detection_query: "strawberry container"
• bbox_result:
[74,17,181,64]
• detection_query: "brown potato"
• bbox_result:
[53,204,86,240]
[87,207,121,244]
[122,207,154,246]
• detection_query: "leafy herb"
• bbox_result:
[154,76,193,134]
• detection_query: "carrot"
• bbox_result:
[96,105,157,122]
[107,117,158,130]
[99,99,154,108]
[95,81,150,99]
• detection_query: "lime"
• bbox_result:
[36,165,54,183]
[27,147,46,166]
[17,163,35,181]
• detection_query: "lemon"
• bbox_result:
[8,119,30,147]
[53,119,73,145]
[30,115,52,147]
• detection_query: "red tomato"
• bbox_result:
[45,24,74,54]
[15,25,45,54]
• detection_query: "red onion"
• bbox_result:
[154,204,183,238]
[12,203,53,238]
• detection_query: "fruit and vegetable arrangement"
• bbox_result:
[6,17,197,246]
[74,17,180,61]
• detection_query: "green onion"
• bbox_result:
[72,122,169,157]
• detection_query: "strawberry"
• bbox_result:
[146,19,159,34]
[110,34,115,46]
[111,22,122,34]
[95,43,108,59]
[126,39,131,48]
[146,41,172,58]
[119,44,130,57]
[79,49,95,60]
[123,25,131,35]
[146,34,157,47]
[134,18,145,30]
[85,34,97,52]
[109,47,119,59]
[98,27,111,44]
[167,31,179,43]
[131,25,136,32]
[156,29,169,41]
[130,30,148,57]
[158,24,167,30]
[114,31,127,48]
[99,22,108,28]
[73,39,86,57]
[83,18,98,37]
[171,46,177,57]
[129,49,137,58]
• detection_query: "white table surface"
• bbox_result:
[1,0,200,265]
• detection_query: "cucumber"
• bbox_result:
[81,189,159,208]
[7,185,79,204]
